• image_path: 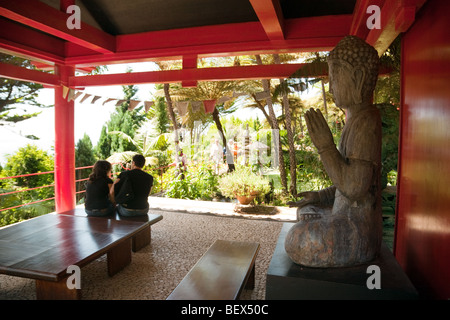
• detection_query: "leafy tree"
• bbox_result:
[0,54,50,127]
[107,121,171,168]
[254,54,288,193]
[153,62,183,164]
[273,53,298,195]
[75,134,96,202]
[151,95,170,134]
[0,145,54,226]
[95,79,147,159]
[76,133,96,167]
[96,125,110,160]
[1,144,54,190]
[373,37,401,188]
[167,78,246,171]
[375,36,401,106]
[376,103,399,189]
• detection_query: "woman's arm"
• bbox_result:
[110,178,120,204]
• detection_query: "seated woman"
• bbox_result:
[84,160,115,216]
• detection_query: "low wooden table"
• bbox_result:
[167,239,260,300]
[60,208,163,252]
[0,213,151,299]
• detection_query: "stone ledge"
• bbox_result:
[266,223,418,300]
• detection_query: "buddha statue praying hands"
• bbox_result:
[285,36,383,267]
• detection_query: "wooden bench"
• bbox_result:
[166,239,260,300]
[62,208,163,252]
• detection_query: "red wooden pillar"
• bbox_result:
[54,64,76,213]
[395,0,450,299]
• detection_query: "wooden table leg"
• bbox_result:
[245,263,256,290]
[36,278,81,300]
[107,238,132,276]
[132,225,151,252]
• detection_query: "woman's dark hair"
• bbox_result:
[88,160,112,182]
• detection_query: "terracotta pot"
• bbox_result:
[236,195,255,205]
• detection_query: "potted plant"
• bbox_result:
[218,166,271,205]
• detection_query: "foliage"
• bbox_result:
[76,133,96,167]
[375,36,401,106]
[374,38,400,189]
[0,54,50,125]
[106,116,173,169]
[95,80,147,159]
[295,147,332,192]
[150,96,170,134]
[218,166,270,198]
[1,145,54,190]
[0,193,52,227]
[75,134,97,203]
[293,115,343,193]
[165,162,219,200]
[0,145,55,226]
[270,188,293,206]
[162,69,251,170]
[376,103,399,188]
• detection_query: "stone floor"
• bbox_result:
[0,198,292,300]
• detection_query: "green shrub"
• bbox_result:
[165,162,219,200]
[218,166,270,199]
[0,145,55,226]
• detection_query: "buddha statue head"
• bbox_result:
[328,36,379,108]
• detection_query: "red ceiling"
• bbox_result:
[0,0,428,87]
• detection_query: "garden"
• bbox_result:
[0,48,400,252]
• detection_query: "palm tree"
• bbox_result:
[154,61,182,165]
[254,54,288,193]
[106,119,171,168]
[274,53,297,196]
[167,70,247,172]
[288,95,307,138]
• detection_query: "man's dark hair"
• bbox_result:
[133,154,146,168]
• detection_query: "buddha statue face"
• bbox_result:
[328,61,363,108]
[328,36,380,109]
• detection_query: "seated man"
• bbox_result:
[112,154,153,216]
[285,36,383,267]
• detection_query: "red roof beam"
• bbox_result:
[366,0,428,55]
[69,63,324,88]
[350,0,386,39]
[182,54,198,87]
[0,61,59,87]
[30,61,95,74]
[114,16,350,53]
[0,0,115,54]
[249,0,285,40]
[67,15,352,67]
[67,37,343,68]
[0,18,65,65]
